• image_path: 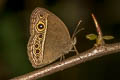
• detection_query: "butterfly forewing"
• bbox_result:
[27,8,49,68]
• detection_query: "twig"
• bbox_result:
[91,13,105,46]
[10,13,120,80]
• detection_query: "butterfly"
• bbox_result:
[27,7,82,68]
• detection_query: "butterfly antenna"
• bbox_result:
[72,20,83,39]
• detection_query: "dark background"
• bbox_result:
[0,0,120,80]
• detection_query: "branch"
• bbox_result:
[11,13,120,80]
[11,43,120,80]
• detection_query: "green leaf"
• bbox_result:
[86,34,97,40]
[103,36,114,40]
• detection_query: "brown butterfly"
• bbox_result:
[27,7,81,68]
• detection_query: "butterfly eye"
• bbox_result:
[36,49,40,53]
[40,14,43,18]
[38,24,44,29]
[35,44,38,48]
[36,22,45,31]
[39,34,42,38]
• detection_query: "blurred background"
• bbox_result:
[0,0,120,80]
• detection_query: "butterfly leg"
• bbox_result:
[69,46,79,55]
[60,55,65,61]
[69,49,76,52]
[73,45,79,55]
